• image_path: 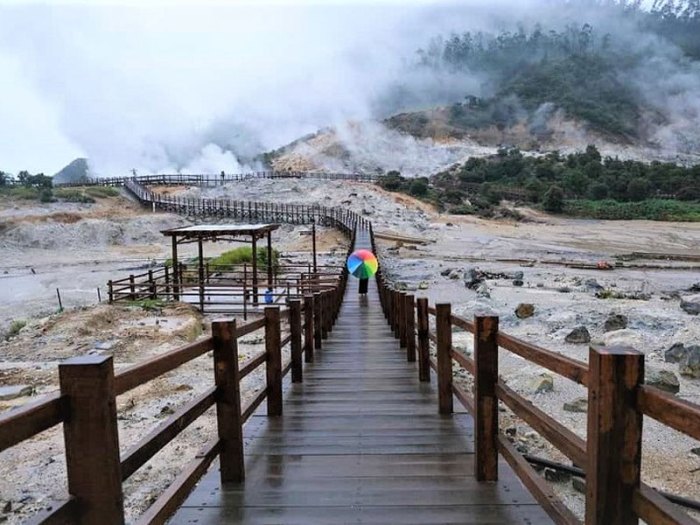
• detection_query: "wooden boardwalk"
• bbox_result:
[170,233,552,524]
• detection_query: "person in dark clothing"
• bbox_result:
[359,278,368,295]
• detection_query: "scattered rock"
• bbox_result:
[601,329,644,350]
[2,501,11,514]
[645,369,680,394]
[476,283,491,298]
[572,477,586,494]
[513,279,524,287]
[691,447,700,457]
[604,313,628,332]
[513,271,524,280]
[463,268,482,290]
[679,345,700,379]
[665,343,688,363]
[558,287,572,293]
[530,373,554,394]
[680,295,700,315]
[544,468,572,483]
[449,271,461,280]
[0,385,34,401]
[565,326,591,344]
[418,281,429,290]
[440,268,453,277]
[160,405,175,415]
[515,303,535,319]
[585,279,604,291]
[563,397,588,413]
[689,283,700,292]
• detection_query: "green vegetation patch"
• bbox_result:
[564,199,700,221]
[53,188,96,203]
[209,246,280,273]
[6,320,27,340]
[84,186,120,198]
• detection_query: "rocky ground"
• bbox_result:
[1,179,699,522]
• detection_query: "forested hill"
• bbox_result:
[391,1,700,150]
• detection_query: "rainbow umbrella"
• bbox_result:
[347,249,379,279]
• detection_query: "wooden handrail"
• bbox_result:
[0,393,66,453]
[496,380,587,466]
[638,385,700,441]
[120,386,217,480]
[497,332,589,386]
[114,337,213,395]
[239,351,267,379]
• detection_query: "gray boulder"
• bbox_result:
[530,374,554,394]
[0,385,34,401]
[645,369,680,394]
[585,279,604,291]
[680,295,700,315]
[565,326,591,344]
[464,268,482,290]
[665,343,688,363]
[679,345,700,379]
[604,313,628,332]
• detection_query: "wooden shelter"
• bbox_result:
[161,224,280,304]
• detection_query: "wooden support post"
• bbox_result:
[393,291,400,338]
[289,300,303,383]
[313,292,323,349]
[321,292,330,339]
[108,280,113,303]
[265,307,283,416]
[171,236,179,301]
[474,315,499,482]
[416,298,430,382]
[148,269,156,299]
[585,346,644,525]
[252,235,258,305]
[212,320,244,483]
[399,292,407,348]
[198,238,205,312]
[304,295,314,362]
[405,294,416,362]
[164,266,170,296]
[267,230,273,289]
[436,304,453,415]
[59,355,124,524]
[129,275,135,301]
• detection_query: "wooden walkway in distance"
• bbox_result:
[170,233,552,524]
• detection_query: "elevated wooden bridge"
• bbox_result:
[0,175,699,525]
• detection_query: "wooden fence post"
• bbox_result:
[265,307,283,417]
[399,292,408,348]
[436,304,453,415]
[129,274,135,301]
[58,355,124,524]
[393,291,400,339]
[474,315,499,482]
[405,294,416,362]
[321,291,330,338]
[108,280,113,303]
[417,298,430,382]
[304,295,314,362]
[212,320,244,483]
[289,300,303,383]
[313,292,323,350]
[586,345,644,525]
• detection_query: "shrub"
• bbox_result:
[53,188,96,203]
[627,178,650,202]
[85,186,120,198]
[589,183,609,200]
[409,179,428,197]
[543,185,565,213]
[39,189,54,203]
[6,319,26,340]
[210,247,280,273]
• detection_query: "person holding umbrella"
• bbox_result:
[346,249,378,295]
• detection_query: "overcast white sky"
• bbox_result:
[0,0,657,175]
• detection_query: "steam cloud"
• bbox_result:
[0,0,695,176]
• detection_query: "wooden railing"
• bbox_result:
[0,278,346,524]
[375,269,700,525]
[54,170,377,188]
[107,263,346,315]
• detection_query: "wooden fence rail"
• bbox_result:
[375,268,700,525]
[0,281,347,524]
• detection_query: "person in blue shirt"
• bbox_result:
[264,288,274,304]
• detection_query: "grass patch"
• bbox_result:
[84,186,120,198]
[0,186,40,200]
[209,247,280,272]
[563,199,700,221]
[53,188,96,203]
[129,298,166,311]
[6,319,27,340]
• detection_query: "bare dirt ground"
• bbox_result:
[1,179,699,522]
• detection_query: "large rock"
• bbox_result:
[601,329,644,350]
[679,345,700,379]
[515,303,535,319]
[585,279,604,292]
[680,295,700,315]
[563,397,588,413]
[565,326,591,344]
[665,343,688,363]
[0,385,34,401]
[464,268,482,290]
[645,369,680,394]
[604,313,628,332]
[530,373,554,394]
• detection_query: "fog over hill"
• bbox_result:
[1,1,699,176]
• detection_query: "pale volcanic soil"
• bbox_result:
[1,180,699,522]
